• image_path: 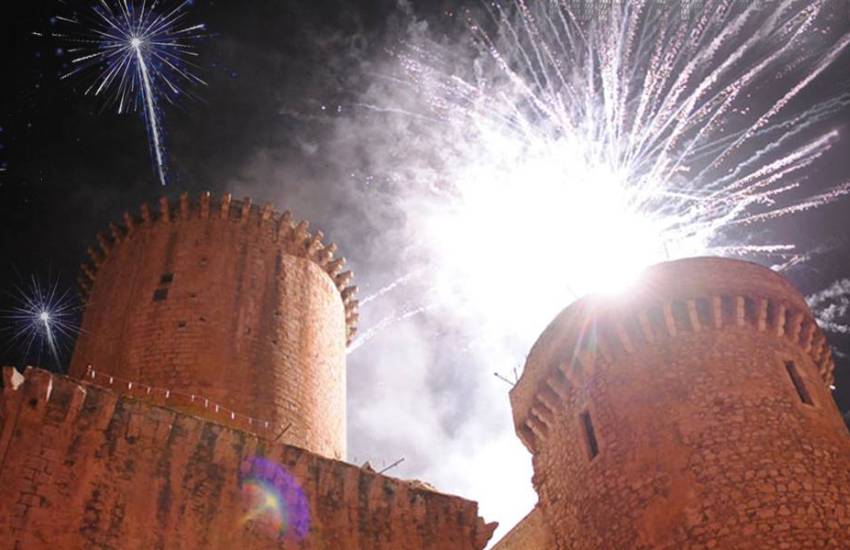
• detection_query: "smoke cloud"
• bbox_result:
[222,1,538,541]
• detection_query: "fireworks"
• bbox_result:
[44,0,207,185]
[350,0,850,347]
[1,275,79,370]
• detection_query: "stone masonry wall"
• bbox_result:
[70,192,355,459]
[0,367,496,550]
[510,259,850,549]
[533,328,850,549]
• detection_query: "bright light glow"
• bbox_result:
[431,134,675,320]
[130,36,142,49]
[350,0,850,350]
[39,311,50,323]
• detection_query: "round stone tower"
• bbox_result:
[511,257,850,548]
[69,192,358,460]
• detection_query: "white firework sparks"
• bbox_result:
[2,276,79,370]
[42,0,207,185]
[349,0,850,346]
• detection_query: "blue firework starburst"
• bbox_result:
[41,0,207,185]
[2,275,79,371]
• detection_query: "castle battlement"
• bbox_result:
[511,257,836,453]
[500,257,850,549]
[78,191,358,343]
[76,366,289,439]
[0,367,497,549]
[70,191,355,459]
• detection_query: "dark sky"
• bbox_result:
[3,0,850,537]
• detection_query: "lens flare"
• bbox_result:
[239,456,310,541]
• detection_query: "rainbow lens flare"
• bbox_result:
[239,456,310,541]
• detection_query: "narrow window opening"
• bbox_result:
[785,361,813,406]
[153,288,168,302]
[160,273,174,284]
[580,410,599,459]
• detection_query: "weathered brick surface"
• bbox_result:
[508,258,850,549]
[70,193,355,459]
[0,368,496,549]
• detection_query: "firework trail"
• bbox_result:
[347,0,850,346]
[1,276,79,370]
[40,0,207,185]
[348,304,436,354]
[361,271,422,306]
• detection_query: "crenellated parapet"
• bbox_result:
[510,257,837,454]
[78,365,288,440]
[505,257,850,550]
[76,191,358,343]
[0,367,497,549]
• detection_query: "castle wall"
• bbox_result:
[510,259,850,549]
[69,193,357,459]
[0,368,496,550]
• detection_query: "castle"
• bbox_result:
[1,192,848,549]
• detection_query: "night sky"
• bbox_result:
[3,0,850,537]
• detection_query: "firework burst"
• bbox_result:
[1,275,79,370]
[349,0,850,348]
[41,0,207,185]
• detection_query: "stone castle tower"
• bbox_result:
[0,194,847,549]
[0,192,496,549]
[494,257,850,548]
[70,192,358,460]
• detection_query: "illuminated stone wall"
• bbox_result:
[506,258,850,549]
[69,192,357,460]
[0,368,496,549]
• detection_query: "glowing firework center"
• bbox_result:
[428,132,679,341]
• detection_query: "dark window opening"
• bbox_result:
[160,273,174,284]
[153,288,169,302]
[580,410,599,459]
[785,361,813,406]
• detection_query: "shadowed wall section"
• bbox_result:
[0,368,496,549]
[506,258,850,549]
[69,192,357,460]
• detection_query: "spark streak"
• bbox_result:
[348,0,850,347]
[133,40,167,186]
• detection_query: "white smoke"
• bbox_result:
[808,279,850,334]
[225,1,850,545]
